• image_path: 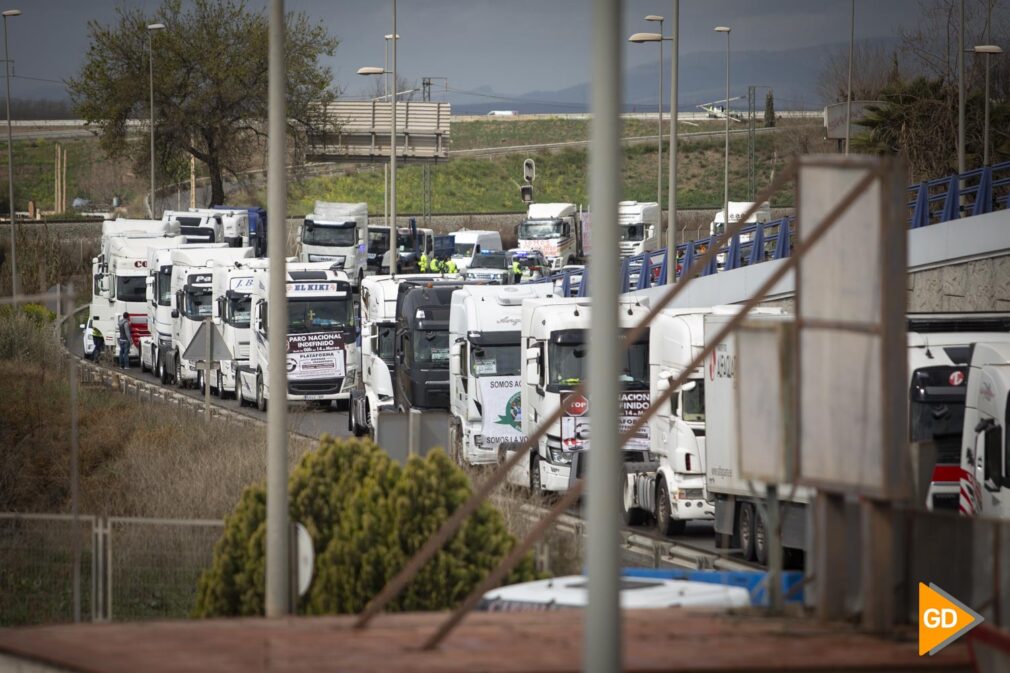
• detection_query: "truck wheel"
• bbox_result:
[153,355,161,379]
[256,371,267,412]
[622,477,646,526]
[656,479,687,537]
[216,371,224,398]
[175,355,184,389]
[140,355,149,373]
[738,503,757,562]
[159,355,170,385]
[530,453,543,496]
[448,420,462,465]
[754,509,768,566]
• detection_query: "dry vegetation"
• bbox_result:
[0,307,307,520]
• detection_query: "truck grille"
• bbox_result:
[288,378,344,396]
[237,343,250,359]
[931,493,959,511]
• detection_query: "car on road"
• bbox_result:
[81,317,97,359]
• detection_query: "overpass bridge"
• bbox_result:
[545,161,1010,311]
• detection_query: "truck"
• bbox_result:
[517,203,584,271]
[163,247,255,387]
[161,210,232,245]
[211,258,270,398]
[297,202,368,285]
[450,230,503,272]
[213,205,268,256]
[618,201,661,259]
[705,312,1010,564]
[708,201,771,238]
[504,297,652,493]
[138,237,227,379]
[393,280,467,410]
[349,273,440,435]
[959,342,1010,519]
[366,224,435,274]
[237,263,358,409]
[447,284,557,466]
[91,218,178,353]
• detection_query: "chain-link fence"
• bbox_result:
[0,513,94,626]
[0,513,223,626]
[107,517,223,621]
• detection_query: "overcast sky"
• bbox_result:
[5,0,934,101]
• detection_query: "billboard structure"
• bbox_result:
[306,100,451,163]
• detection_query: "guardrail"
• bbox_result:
[535,162,1010,295]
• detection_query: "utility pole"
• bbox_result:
[422,77,432,229]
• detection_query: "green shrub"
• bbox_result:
[193,437,536,617]
[0,305,62,365]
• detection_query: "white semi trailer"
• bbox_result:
[238,263,358,409]
[447,284,556,467]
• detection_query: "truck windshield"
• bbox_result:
[519,219,564,240]
[376,322,395,361]
[412,330,450,368]
[302,223,356,247]
[184,289,213,319]
[288,298,354,333]
[470,252,508,269]
[549,341,649,388]
[454,243,475,257]
[620,223,646,241]
[470,344,521,376]
[157,268,172,306]
[910,399,965,466]
[227,296,251,328]
[116,275,147,302]
[368,230,389,255]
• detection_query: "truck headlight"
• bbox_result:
[549,448,572,465]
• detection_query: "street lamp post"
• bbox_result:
[973,45,1004,166]
[845,0,854,156]
[358,3,398,274]
[147,23,165,219]
[645,15,663,208]
[3,9,19,298]
[715,26,731,240]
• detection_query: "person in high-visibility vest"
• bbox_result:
[445,258,458,274]
[419,252,429,273]
[430,256,442,273]
[512,259,522,283]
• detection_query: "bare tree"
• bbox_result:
[818,42,898,104]
[368,74,417,103]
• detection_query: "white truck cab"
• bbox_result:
[349,274,442,435]
[448,284,556,466]
[164,247,255,387]
[185,208,251,247]
[161,210,227,244]
[961,342,1010,519]
[211,258,270,398]
[517,203,583,271]
[618,201,661,259]
[450,230,503,272]
[505,297,652,494]
[138,237,226,379]
[297,202,368,285]
[238,263,358,409]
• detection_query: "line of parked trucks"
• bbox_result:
[86,196,1010,567]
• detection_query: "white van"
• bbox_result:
[450,230,503,272]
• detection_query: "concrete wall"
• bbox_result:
[908,256,1010,312]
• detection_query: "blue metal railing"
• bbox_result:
[530,162,1010,296]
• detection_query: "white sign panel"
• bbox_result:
[478,376,525,446]
[286,331,346,381]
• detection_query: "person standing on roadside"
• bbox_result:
[117,312,132,369]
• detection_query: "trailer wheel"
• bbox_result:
[754,508,768,566]
[256,371,267,412]
[656,478,686,537]
[738,503,757,562]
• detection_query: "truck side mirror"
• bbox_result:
[656,371,671,393]
[679,380,697,393]
[171,309,179,319]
